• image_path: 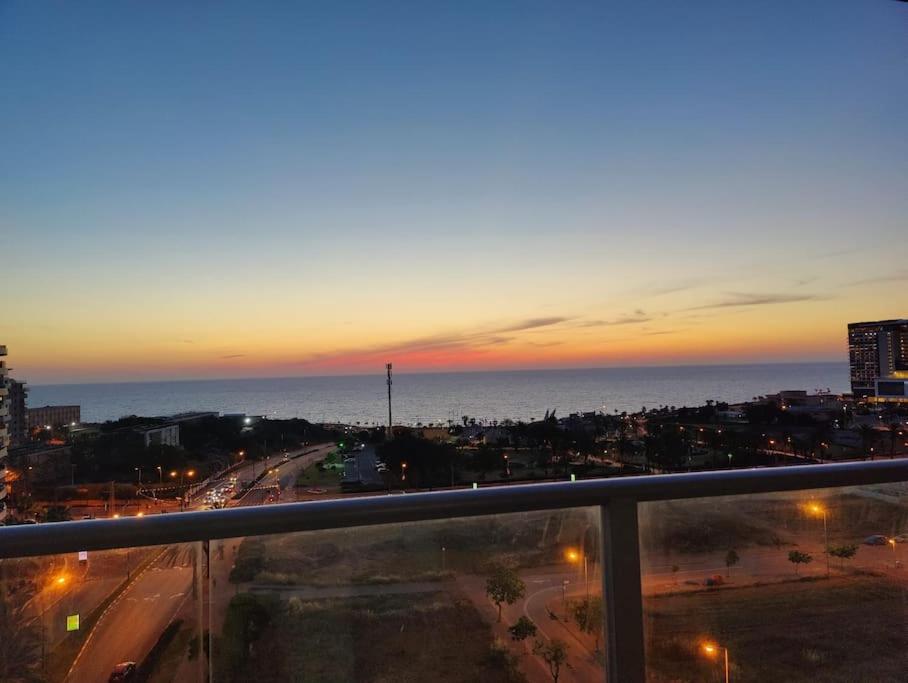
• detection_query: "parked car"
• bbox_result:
[863,534,888,546]
[109,662,137,682]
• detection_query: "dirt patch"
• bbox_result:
[643,574,907,682]
[212,591,524,682]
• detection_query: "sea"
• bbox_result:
[26,363,849,426]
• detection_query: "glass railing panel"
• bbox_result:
[207,508,605,682]
[0,541,205,682]
[639,482,908,682]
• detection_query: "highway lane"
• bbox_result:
[63,443,333,683]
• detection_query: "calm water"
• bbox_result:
[27,363,849,425]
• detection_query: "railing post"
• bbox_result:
[600,498,645,683]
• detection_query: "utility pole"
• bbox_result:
[386,362,393,440]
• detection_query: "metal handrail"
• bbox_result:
[1,459,906,559]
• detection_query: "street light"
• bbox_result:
[701,641,730,683]
[401,462,408,482]
[806,502,830,577]
[565,548,589,597]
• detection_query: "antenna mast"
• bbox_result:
[386,363,393,440]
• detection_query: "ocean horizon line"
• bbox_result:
[27,359,846,389]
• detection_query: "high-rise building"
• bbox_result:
[8,379,28,448]
[847,319,908,401]
[0,345,8,522]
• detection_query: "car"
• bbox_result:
[863,534,888,546]
[109,662,137,682]
[893,534,908,544]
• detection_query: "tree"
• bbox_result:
[828,544,858,569]
[570,596,603,650]
[533,639,569,682]
[42,505,72,523]
[0,580,43,683]
[508,616,538,641]
[889,423,901,456]
[486,565,526,622]
[859,424,876,459]
[724,549,740,577]
[788,550,813,575]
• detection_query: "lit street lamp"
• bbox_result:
[806,502,829,577]
[565,548,590,597]
[701,641,730,683]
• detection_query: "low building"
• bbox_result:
[134,423,180,448]
[9,443,72,486]
[164,411,219,424]
[27,405,81,431]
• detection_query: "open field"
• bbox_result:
[212,590,524,683]
[644,574,907,682]
[239,510,596,587]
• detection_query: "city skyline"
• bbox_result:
[3,1,907,383]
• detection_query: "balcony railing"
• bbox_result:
[1,459,906,682]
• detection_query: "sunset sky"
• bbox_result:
[2,1,906,384]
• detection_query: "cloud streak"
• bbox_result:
[687,292,824,311]
[296,316,576,367]
[849,270,908,287]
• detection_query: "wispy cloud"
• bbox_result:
[578,314,651,328]
[849,270,908,287]
[295,316,578,367]
[634,279,704,297]
[221,354,246,359]
[687,292,824,311]
[500,317,571,332]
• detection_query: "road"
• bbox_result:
[63,443,333,683]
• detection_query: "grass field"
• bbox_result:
[295,462,344,490]
[644,574,907,682]
[248,510,593,586]
[213,591,524,683]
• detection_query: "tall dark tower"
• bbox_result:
[386,363,393,440]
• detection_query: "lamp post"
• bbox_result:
[807,502,829,577]
[701,641,729,683]
[565,548,590,598]
[156,466,163,483]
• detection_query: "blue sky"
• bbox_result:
[2,1,906,382]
